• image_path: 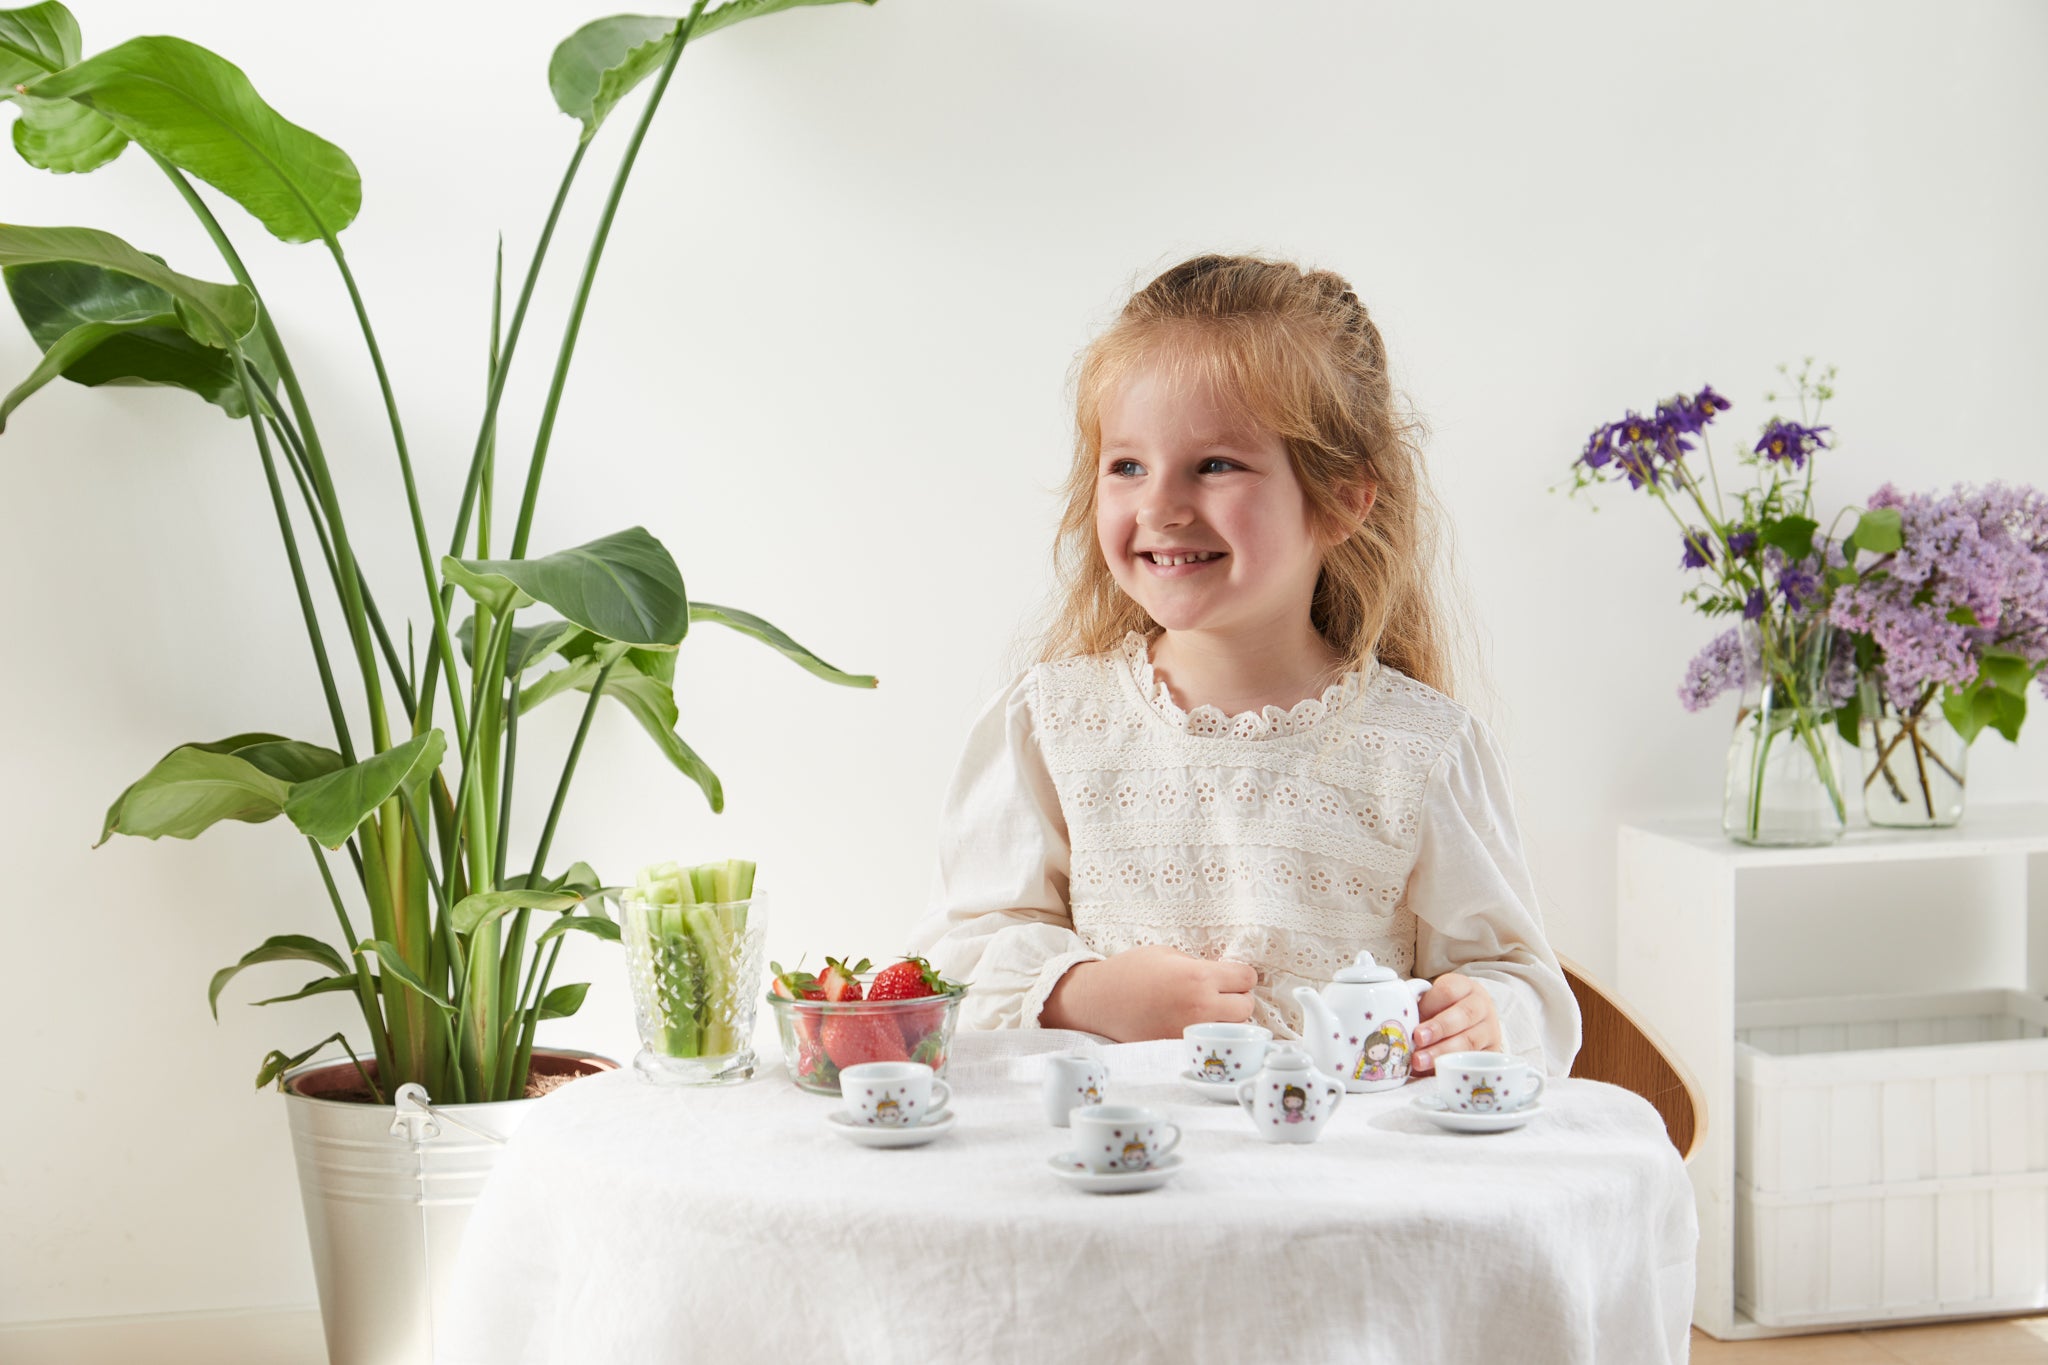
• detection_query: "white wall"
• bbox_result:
[4,0,2045,1327]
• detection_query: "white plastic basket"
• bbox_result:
[1733,989,2048,1327]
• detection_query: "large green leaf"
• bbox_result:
[97,733,295,845]
[0,3,128,172]
[208,933,350,1019]
[0,225,254,347]
[547,3,876,142]
[3,258,278,422]
[594,654,724,812]
[549,15,678,143]
[283,730,447,848]
[443,527,688,649]
[254,1031,349,1090]
[249,973,368,1007]
[691,601,876,687]
[23,35,360,244]
[0,2,76,83]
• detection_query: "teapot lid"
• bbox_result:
[1332,950,1398,984]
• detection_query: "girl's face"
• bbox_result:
[1095,362,1330,639]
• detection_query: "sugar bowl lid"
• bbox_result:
[1263,1045,1313,1072]
[1332,950,1397,984]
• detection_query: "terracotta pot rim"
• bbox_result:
[283,1046,618,1108]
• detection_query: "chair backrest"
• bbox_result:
[1558,955,1704,1164]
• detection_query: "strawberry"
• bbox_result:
[817,955,870,1002]
[867,956,960,1050]
[822,1010,909,1068]
[771,960,830,1071]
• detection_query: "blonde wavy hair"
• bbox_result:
[1033,253,1459,696]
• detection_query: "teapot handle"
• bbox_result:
[1406,976,1431,1001]
[1323,1079,1344,1115]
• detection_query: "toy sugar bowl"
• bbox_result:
[1236,1046,1345,1143]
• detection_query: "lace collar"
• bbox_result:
[1119,632,1372,740]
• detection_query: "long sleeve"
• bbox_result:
[1408,714,1581,1076]
[905,671,1102,1030]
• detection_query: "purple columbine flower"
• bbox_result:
[1680,528,1716,569]
[1617,446,1661,490]
[1660,395,1704,436]
[1614,410,1655,447]
[1727,529,1758,558]
[1779,564,1821,611]
[1744,588,1766,621]
[1755,419,1833,468]
[1693,385,1731,422]
[1580,422,1615,469]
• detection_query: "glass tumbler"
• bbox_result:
[621,890,769,1085]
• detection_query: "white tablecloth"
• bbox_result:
[442,1031,1697,1364]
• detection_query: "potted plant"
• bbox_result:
[0,1,879,1359]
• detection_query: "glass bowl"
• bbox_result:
[765,981,966,1095]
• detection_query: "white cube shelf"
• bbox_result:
[1732,989,2048,1326]
[1615,804,2048,1340]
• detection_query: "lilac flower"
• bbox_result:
[1754,419,1832,468]
[1679,628,1748,712]
[1830,481,2048,704]
[1727,530,1758,558]
[1680,528,1716,569]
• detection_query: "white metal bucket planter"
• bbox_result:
[282,1049,614,1365]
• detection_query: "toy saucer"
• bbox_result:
[1412,1092,1541,1134]
[1046,1150,1185,1194]
[1179,1069,1243,1103]
[826,1108,956,1148]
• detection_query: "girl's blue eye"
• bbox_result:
[1107,459,1142,477]
[1200,458,1238,474]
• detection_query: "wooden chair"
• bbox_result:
[1558,955,1704,1164]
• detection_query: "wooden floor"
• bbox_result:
[1691,1316,2048,1363]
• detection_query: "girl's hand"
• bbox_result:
[1412,972,1502,1074]
[1040,945,1258,1042]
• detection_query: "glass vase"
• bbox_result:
[622,890,770,1086]
[1859,676,1967,828]
[1722,617,1846,847]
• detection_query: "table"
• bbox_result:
[441,1031,1698,1364]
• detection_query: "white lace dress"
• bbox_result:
[906,632,1580,1075]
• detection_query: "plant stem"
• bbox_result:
[309,840,394,1085]
[416,142,592,728]
[526,661,617,887]
[226,349,356,771]
[152,157,389,758]
[317,235,470,747]
[262,398,417,721]
[509,3,709,559]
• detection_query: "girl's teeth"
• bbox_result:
[1149,552,1219,566]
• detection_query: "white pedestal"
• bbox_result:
[1615,803,2048,1340]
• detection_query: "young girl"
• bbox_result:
[906,254,1579,1077]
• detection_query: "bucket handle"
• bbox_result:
[389,1082,509,1146]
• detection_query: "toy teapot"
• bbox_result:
[1292,950,1431,1093]
[1237,1046,1344,1143]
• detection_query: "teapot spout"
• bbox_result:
[1292,985,1343,1075]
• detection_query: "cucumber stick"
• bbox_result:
[634,859,756,1058]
